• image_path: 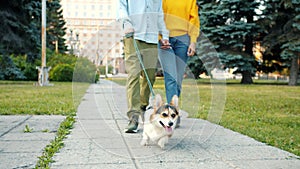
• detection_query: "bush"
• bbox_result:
[73,57,97,83]
[23,64,38,80]
[47,53,77,68]
[99,65,113,75]
[50,64,74,82]
[0,52,98,83]
[0,55,26,80]
[95,69,100,83]
[12,55,38,80]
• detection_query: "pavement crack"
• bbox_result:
[0,115,32,138]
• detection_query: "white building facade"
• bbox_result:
[60,0,124,73]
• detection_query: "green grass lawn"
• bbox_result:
[110,77,300,156]
[0,81,89,115]
[192,79,299,157]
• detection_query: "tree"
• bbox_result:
[47,0,67,53]
[0,0,67,57]
[0,54,25,80]
[0,0,68,80]
[24,0,42,62]
[260,0,300,86]
[190,0,227,79]
[0,0,37,55]
[194,0,261,84]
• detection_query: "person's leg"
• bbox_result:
[123,37,141,133]
[173,34,190,97]
[172,34,190,128]
[158,37,178,103]
[139,41,158,109]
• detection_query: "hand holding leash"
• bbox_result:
[160,39,171,49]
[125,32,134,38]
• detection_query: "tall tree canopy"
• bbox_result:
[260,0,300,85]
[47,0,67,53]
[191,0,299,85]
[193,0,261,84]
[0,0,37,56]
[0,0,66,59]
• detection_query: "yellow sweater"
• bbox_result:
[162,0,200,43]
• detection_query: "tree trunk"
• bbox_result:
[241,71,253,84]
[288,54,299,86]
[241,14,254,85]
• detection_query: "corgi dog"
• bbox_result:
[140,94,179,149]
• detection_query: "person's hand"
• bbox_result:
[125,28,134,37]
[160,39,171,49]
[187,42,196,56]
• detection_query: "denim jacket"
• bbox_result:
[117,0,169,44]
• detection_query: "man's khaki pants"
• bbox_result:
[123,37,158,119]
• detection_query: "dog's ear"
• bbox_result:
[154,94,163,109]
[170,95,179,108]
[149,95,155,108]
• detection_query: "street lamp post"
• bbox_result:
[36,0,51,86]
[69,29,80,56]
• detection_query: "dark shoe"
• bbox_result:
[124,115,139,133]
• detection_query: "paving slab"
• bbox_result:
[0,115,65,169]
[51,79,300,169]
[50,79,300,169]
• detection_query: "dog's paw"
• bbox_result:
[157,140,165,149]
[157,137,168,149]
[140,139,148,146]
[158,142,165,149]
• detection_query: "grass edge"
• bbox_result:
[35,114,75,169]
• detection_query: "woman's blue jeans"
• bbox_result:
[158,34,190,103]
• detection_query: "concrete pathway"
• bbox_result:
[49,79,299,169]
[0,115,65,169]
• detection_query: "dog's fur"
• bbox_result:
[140,94,179,149]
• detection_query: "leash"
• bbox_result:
[126,32,155,97]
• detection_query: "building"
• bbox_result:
[60,0,125,73]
